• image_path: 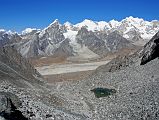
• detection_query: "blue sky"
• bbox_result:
[0,0,159,32]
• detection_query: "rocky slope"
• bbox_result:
[0,46,42,84]
[46,31,159,120]
[0,46,85,120]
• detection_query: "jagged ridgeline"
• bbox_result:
[0,17,158,61]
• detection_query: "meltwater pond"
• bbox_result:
[91,88,116,98]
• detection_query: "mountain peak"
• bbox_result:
[75,19,98,31]
[64,21,72,26]
[6,30,17,35]
[83,19,94,23]
[22,28,38,35]
[48,19,60,27]
[0,29,18,36]
[53,19,59,24]
[109,19,121,28]
[123,16,144,23]
[0,29,5,32]
[39,19,61,37]
[77,19,96,26]
[64,21,73,30]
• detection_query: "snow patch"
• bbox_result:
[6,30,15,35]
[64,30,99,60]
[97,21,111,30]
[64,21,73,30]
[75,19,98,31]
[75,19,111,31]
[0,29,5,32]
[22,28,37,35]
[109,19,121,28]
[63,30,77,43]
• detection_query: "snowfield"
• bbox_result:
[36,60,110,75]
[64,30,100,60]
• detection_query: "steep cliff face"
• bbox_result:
[76,27,109,55]
[14,32,40,58]
[140,31,159,65]
[104,31,135,52]
[0,46,43,86]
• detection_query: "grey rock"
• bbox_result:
[0,92,28,120]
[0,31,21,47]
[140,31,159,65]
[12,20,74,58]
[0,92,21,113]
[95,53,139,73]
[104,31,135,52]
[76,27,108,55]
[53,38,74,57]
[0,46,43,87]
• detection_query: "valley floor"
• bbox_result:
[36,60,110,75]
[36,60,110,82]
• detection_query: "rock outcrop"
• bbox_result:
[0,46,43,86]
[140,31,159,65]
[0,92,28,120]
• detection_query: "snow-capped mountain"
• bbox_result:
[22,28,40,35]
[74,16,159,42]
[75,19,110,31]
[12,20,74,58]
[0,16,159,60]
[0,30,21,47]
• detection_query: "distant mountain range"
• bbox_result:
[0,16,159,60]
